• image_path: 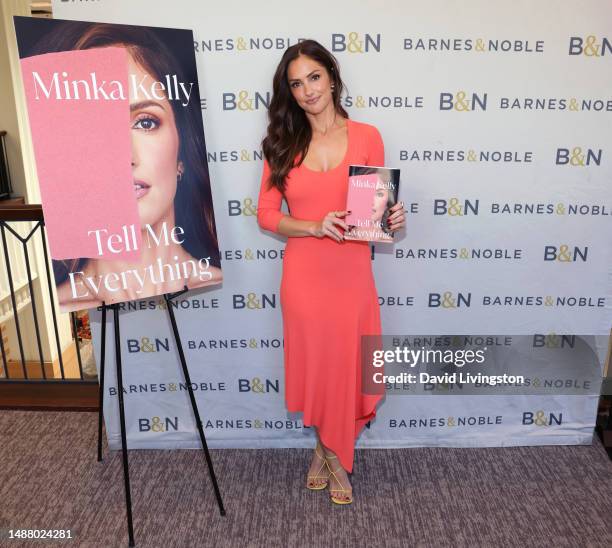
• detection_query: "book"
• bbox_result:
[344,165,401,242]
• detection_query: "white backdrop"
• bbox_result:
[52,0,612,450]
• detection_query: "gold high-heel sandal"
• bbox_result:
[325,455,353,505]
[306,445,330,490]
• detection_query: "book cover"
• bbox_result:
[344,165,401,243]
[14,17,222,312]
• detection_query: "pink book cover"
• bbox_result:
[345,165,401,243]
[14,17,222,312]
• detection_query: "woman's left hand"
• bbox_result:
[387,201,406,232]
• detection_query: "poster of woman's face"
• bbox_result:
[14,17,222,312]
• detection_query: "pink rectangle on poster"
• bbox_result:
[345,173,378,227]
[20,47,140,260]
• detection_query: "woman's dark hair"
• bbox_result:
[23,20,221,283]
[262,39,348,193]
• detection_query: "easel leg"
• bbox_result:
[164,293,226,516]
[97,304,107,462]
[113,305,136,546]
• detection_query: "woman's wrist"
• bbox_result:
[277,216,321,237]
[308,220,321,237]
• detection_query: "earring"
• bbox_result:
[177,170,183,182]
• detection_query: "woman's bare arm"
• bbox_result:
[275,210,349,242]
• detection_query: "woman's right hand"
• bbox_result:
[311,210,350,242]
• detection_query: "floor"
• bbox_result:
[1,410,611,547]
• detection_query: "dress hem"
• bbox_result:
[287,393,383,472]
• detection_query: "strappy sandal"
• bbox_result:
[306,445,330,490]
[325,455,353,505]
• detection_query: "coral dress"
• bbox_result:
[257,118,384,472]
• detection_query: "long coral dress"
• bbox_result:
[257,118,384,472]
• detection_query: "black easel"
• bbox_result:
[96,288,225,547]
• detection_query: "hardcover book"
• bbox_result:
[344,165,401,242]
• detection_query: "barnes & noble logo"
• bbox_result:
[404,37,544,54]
[491,202,610,216]
[395,247,522,261]
[543,245,588,262]
[208,149,262,163]
[238,377,280,393]
[500,96,611,112]
[568,35,611,57]
[203,418,302,430]
[522,376,592,391]
[532,334,576,348]
[331,33,381,53]
[389,415,503,428]
[222,90,270,111]
[194,37,300,53]
[400,148,533,163]
[232,293,277,309]
[109,382,226,396]
[221,248,284,261]
[378,296,414,307]
[555,147,602,166]
[127,337,169,353]
[228,198,257,216]
[440,91,487,111]
[482,295,604,308]
[112,297,219,312]
[433,198,479,216]
[522,410,563,426]
[342,95,423,110]
[428,292,472,308]
[138,416,179,432]
[188,338,283,350]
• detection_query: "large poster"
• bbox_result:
[50,0,612,451]
[14,17,222,312]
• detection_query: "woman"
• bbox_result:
[257,40,406,504]
[23,21,222,311]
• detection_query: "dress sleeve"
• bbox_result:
[366,125,385,167]
[257,158,285,233]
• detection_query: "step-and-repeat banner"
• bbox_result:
[53,0,612,450]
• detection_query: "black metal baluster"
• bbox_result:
[38,221,65,379]
[1,222,26,378]
[0,323,7,378]
[70,311,84,379]
[22,229,45,379]
[97,304,107,462]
